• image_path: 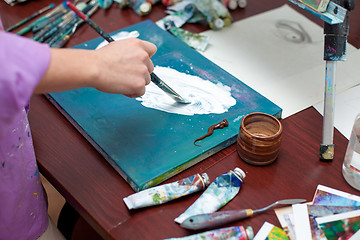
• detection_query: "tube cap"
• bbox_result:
[234,167,246,180]
[201,173,210,187]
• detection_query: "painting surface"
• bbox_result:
[48,20,282,191]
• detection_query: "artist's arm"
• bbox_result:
[34,38,157,98]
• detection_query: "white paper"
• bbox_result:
[253,222,274,240]
[316,209,360,224]
[292,204,313,240]
[199,4,360,118]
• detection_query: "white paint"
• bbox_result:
[136,66,236,115]
[95,31,140,49]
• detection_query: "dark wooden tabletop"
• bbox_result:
[1,0,360,239]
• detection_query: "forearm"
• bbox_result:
[34,38,156,97]
[34,48,98,94]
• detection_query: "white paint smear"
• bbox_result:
[136,66,236,115]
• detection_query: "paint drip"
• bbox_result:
[164,226,254,240]
[136,66,236,115]
[174,167,246,224]
[123,173,210,210]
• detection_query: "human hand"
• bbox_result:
[92,38,157,97]
[36,38,157,97]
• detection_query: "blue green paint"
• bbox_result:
[48,21,282,192]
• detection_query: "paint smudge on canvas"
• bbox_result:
[194,119,229,146]
[136,66,236,115]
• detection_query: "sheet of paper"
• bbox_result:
[274,206,297,240]
[200,4,360,118]
[254,221,289,240]
[293,204,313,240]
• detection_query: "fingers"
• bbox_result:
[141,40,157,58]
[92,38,157,97]
[138,40,156,86]
[145,72,151,86]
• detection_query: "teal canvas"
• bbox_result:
[48,20,282,192]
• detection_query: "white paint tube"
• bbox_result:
[123,173,210,210]
[174,167,246,224]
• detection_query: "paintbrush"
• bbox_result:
[65,1,190,104]
[6,4,55,32]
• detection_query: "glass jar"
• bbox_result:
[342,113,360,191]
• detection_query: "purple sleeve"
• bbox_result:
[0,31,51,138]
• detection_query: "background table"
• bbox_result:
[1,0,360,239]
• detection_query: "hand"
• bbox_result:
[35,38,157,98]
[92,38,157,97]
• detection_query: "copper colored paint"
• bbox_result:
[194,119,229,146]
[236,112,282,165]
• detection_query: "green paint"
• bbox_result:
[152,193,161,204]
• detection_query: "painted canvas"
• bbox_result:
[47,20,282,192]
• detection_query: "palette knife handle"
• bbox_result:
[180,209,254,230]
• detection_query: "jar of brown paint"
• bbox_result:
[236,112,282,165]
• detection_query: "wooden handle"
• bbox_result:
[180,209,254,230]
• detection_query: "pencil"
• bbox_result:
[6,4,54,32]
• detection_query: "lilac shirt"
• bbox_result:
[0,19,51,239]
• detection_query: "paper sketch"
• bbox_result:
[199,4,360,118]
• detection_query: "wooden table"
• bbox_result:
[1,0,360,239]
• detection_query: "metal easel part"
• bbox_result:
[320,61,336,161]
[289,0,347,24]
[320,144,335,161]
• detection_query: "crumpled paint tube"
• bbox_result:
[164,21,210,52]
[156,3,195,30]
[192,0,233,30]
[123,173,210,210]
[129,0,152,16]
[174,167,246,224]
[164,226,254,240]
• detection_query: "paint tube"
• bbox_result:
[147,0,161,5]
[156,3,195,30]
[114,0,130,8]
[98,0,113,9]
[161,0,182,7]
[192,0,233,30]
[238,0,247,8]
[164,226,254,240]
[164,21,210,52]
[123,173,210,210]
[129,0,152,16]
[174,167,246,224]
[221,0,238,10]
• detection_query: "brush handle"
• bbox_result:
[180,209,254,230]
